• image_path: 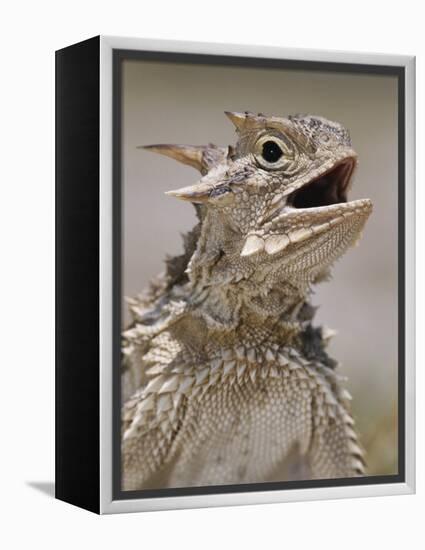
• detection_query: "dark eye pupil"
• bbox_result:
[262,140,283,163]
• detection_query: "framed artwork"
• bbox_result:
[55,36,415,514]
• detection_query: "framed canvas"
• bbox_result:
[55,35,415,514]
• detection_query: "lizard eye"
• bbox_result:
[262,140,283,163]
[254,135,291,170]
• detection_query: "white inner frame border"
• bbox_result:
[99,35,415,514]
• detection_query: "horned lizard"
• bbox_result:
[121,111,372,490]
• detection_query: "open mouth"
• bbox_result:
[287,158,356,209]
[242,156,370,258]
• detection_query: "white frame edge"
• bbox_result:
[99,36,415,514]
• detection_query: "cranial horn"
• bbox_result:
[141,144,205,172]
[141,143,228,175]
[224,111,249,131]
[225,111,262,132]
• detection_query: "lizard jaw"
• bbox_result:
[240,156,372,258]
[240,199,372,257]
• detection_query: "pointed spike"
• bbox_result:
[158,375,180,394]
[157,393,172,412]
[340,388,353,401]
[270,366,279,378]
[210,358,223,373]
[145,365,164,376]
[178,376,195,394]
[172,392,182,408]
[270,192,284,206]
[347,441,365,456]
[265,348,276,361]
[345,427,358,440]
[297,355,310,366]
[222,348,234,360]
[191,385,202,399]
[144,375,166,394]
[296,369,309,380]
[247,348,257,364]
[264,234,290,255]
[237,362,247,379]
[322,326,338,341]
[224,111,246,131]
[249,368,257,384]
[168,408,178,423]
[159,419,170,434]
[199,384,211,399]
[142,143,206,172]
[123,425,137,441]
[165,180,213,204]
[288,360,301,371]
[324,391,338,406]
[351,458,365,472]
[122,327,139,339]
[343,412,355,426]
[143,143,229,175]
[209,372,221,386]
[235,346,246,360]
[170,364,185,374]
[123,409,136,423]
[260,366,269,379]
[240,235,265,257]
[278,353,289,367]
[288,227,313,244]
[327,405,336,418]
[122,345,134,356]
[136,394,155,413]
[223,360,236,376]
[195,367,209,386]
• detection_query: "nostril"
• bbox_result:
[209,186,235,205]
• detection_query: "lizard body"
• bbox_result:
[121,111,372,490]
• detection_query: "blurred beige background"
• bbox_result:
[122,59,398,475]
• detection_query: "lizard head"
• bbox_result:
[143,111,372,299]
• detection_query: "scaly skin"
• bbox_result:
[121,111,372,490]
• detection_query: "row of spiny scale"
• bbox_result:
[123,343,355,443]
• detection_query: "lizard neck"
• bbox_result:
[184,215,312,333]
[144,215,325,354]
[165,285,321,363]
[187,279,307,331]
